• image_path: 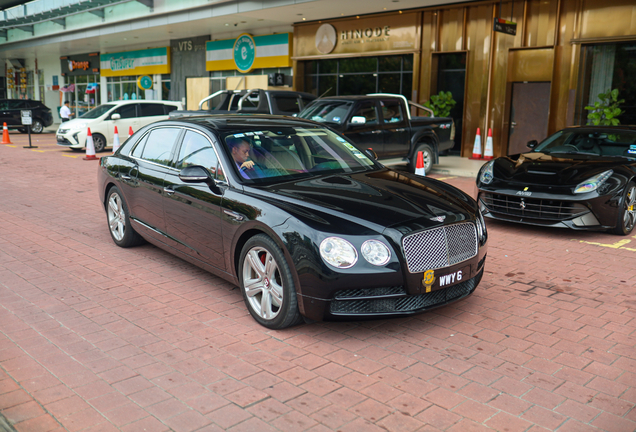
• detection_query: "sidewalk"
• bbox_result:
[431,155,487,178]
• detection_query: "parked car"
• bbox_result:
[0,99,53,134]
[298,94,455,173]
[56,100,183,152]
[98,115,488,329]
[169,89,316,119]
[476,126,636,235]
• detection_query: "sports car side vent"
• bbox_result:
[402,222,478,273]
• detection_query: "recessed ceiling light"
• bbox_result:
[302,18,306,20]
[225,23,229,26]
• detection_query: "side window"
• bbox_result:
[130,133,149,158]
[163,104,179,115]
[113,104,137,119]
[273,95,301,114]
[380,99,404,124]
[140,127,181,165]
[8,100,26,109]
[0,101,7,109]
[139,103,166,117]
[351,102,378,125]
[176,131,219,177]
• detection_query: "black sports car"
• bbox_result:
[476,126,636,235]
[98,115,487,329]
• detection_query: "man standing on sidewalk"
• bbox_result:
[60,101,73,122]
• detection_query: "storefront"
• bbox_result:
[294,0,636,159]
[100,47,171,102]
[60,53,101,117]
[293,14,420,101]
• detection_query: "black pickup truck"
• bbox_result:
[298,94,455,173]
[170,89,316,118]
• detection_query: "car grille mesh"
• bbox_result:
[334,286,406,300]
[330,273,479,315]
[481,193,589,221]
[402,223,478,273]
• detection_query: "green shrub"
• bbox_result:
[423,91,456,118]
[585,88,624,126]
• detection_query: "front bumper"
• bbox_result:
[56,130,84,148]
[297,248,487,321]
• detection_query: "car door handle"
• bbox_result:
[164,187,175,196]
[120,174,131,180]
[395,128,406,132]
[371,130,382,134]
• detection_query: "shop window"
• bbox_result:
[578,42,636,126]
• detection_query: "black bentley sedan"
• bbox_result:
[476,126,636,235]
[98,115,487,329]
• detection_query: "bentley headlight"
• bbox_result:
[479,160,494,184]
[361,240,391,266]
[320,237,357,268]
[574,170,613,194]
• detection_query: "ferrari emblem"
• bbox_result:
[422,270,435,293]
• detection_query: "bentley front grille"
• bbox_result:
[402,222,478,273]
[481,193,588,221]
[329,272,480,315]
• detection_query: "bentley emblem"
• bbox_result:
[422,270,436,293]
[520,199,526,209]
[430,215,446,222]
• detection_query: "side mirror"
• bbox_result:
[350,116,366,125]
[365,148,378,160]
[179,165,221,193]
[527,140,538,149]
[111,113,121,120]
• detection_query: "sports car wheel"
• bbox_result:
[239,234,302,329]
[614,182,636,235]
[410,143,434,174]
[106,186,144,247]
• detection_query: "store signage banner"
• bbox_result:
[60,53,100,76]
[100,47,170,77]
[206,33,291,72]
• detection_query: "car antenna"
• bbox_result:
[318,87,333,98]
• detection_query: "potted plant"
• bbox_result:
[584,88,624,126]
[423,91,456,117]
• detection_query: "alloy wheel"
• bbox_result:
[242,246,284,320]
[107,193,126,241]
[624,185,636,232]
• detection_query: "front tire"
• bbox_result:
[30,119,44,134]
[613,182,636,235]
[93,133,107,152]
[409,143,434,174]
[239,234,303,329]
[106,186,144,247]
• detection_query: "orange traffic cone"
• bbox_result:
[112,126,120,153]
[83,128,99,161]
[415,151,426,176]
[471,128,482,159]
[128,126,133,139]
[1,122,12,144]
[483,128,494,160]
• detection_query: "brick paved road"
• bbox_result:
[0,132,634,432]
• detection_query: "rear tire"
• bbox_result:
[409,143,434,174]
[106,186,144,247]
[238,234,303,329]
[613,182,636,235]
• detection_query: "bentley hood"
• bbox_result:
[251,168,477,233]
[492,152,630,186]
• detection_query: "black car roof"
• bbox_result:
[561,125,636,132]
[160,114,322,131]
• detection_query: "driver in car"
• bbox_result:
[227,137,264,179]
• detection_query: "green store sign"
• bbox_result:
[233,33,256,73]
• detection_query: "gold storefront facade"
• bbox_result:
[293,0,636,158]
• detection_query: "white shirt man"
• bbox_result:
[60,103,72,122]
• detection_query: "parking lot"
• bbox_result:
[0,132,634,432]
